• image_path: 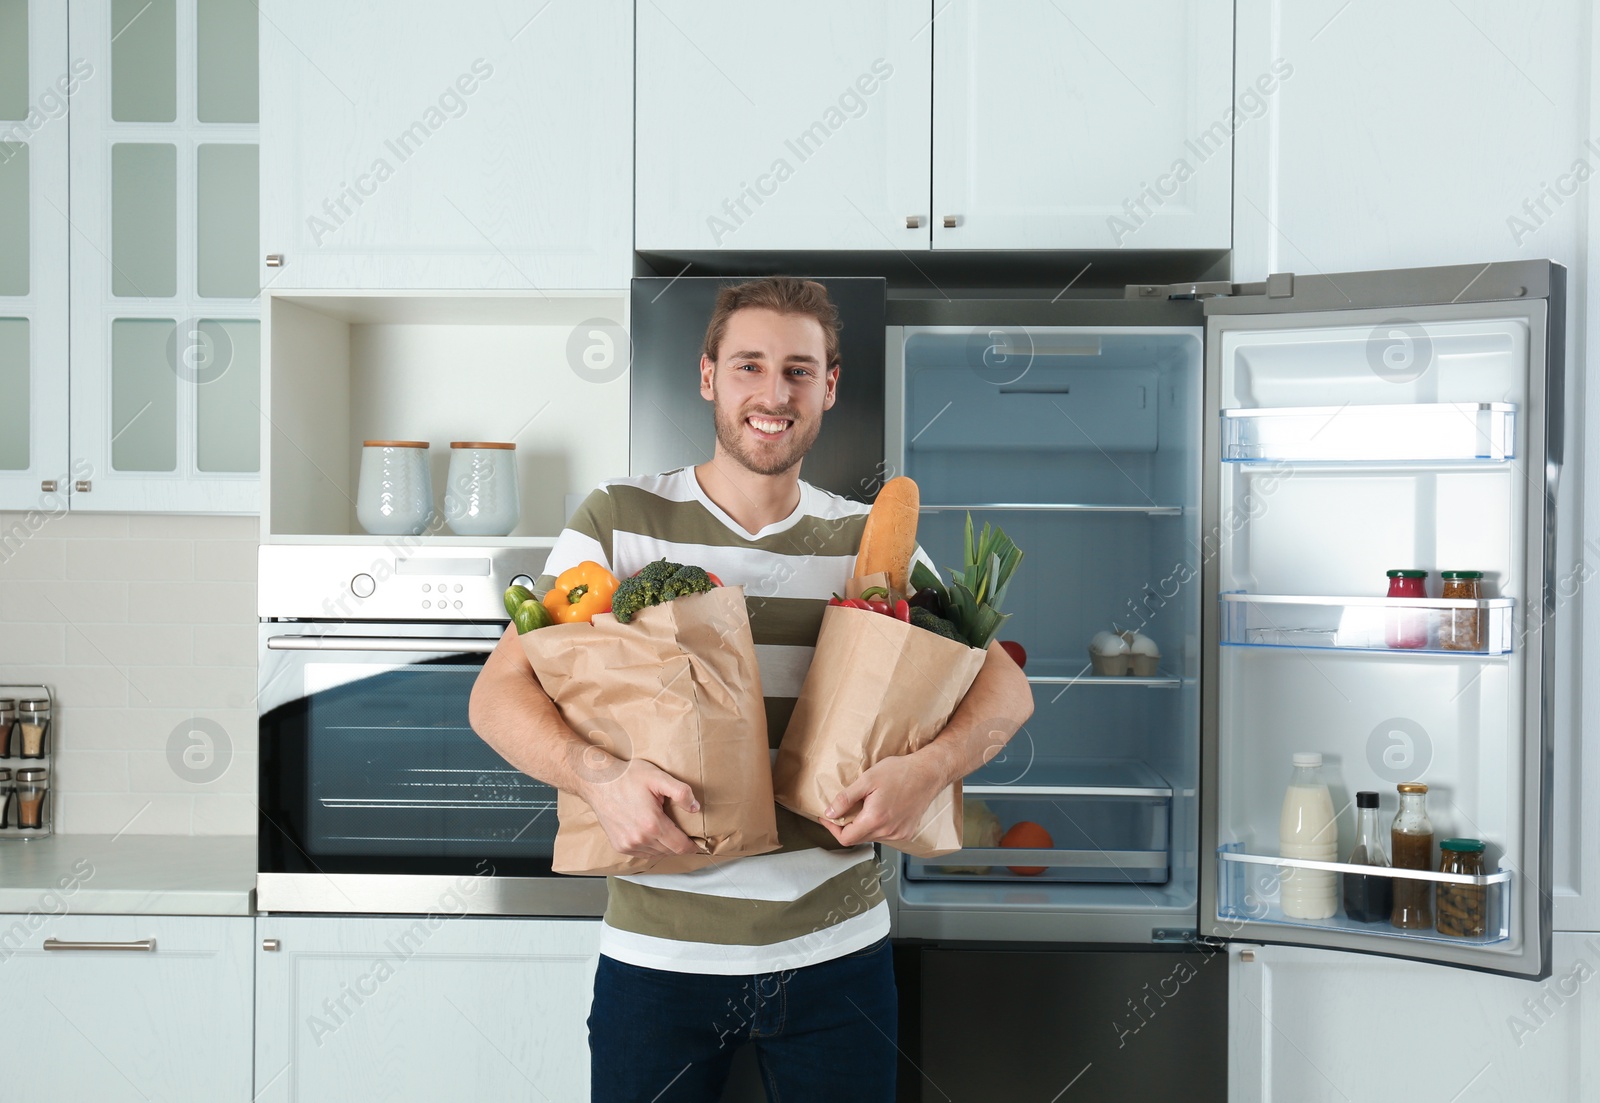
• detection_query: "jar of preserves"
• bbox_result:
[1385,569,1429,649]
[1391,782,1434,929]
[1437,838,1487,938]
[1440,571,1485,652]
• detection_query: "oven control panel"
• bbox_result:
[259,544,554,621]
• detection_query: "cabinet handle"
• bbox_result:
[74,480,91,493]
[262,938,281,952]
[40,480,55,493]
[265,253,284,268]
[42,938,156,952]
[906,215,924,228]
[942,215,960,229]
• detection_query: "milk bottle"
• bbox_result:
[1278,752,1338,919]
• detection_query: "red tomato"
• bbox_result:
[707,572,722,587]
[999,640,1027,669]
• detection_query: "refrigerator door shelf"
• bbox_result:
[1221,402,1516,464]
[1220,592,1515,655]
[1216,845,1512,947]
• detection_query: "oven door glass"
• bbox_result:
[260,630,558,877]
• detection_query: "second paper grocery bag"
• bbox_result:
[773,593,989,859]
[520,583,780,875]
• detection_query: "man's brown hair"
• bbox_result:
[702,276,842,370]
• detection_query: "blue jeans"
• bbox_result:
[587,936,898,1102]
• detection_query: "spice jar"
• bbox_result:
[1440,571,1485,652]
[1391,782,1434,929]
[1385,570,1430,650]
[0,699,14,757]
[0,767,12,829]
[1437,838,1487,938]
[17,697,49,758]
[14,767,48,834]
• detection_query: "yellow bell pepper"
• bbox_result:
[543,561,620,624]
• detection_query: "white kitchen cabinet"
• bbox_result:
[68,0,261,512]
[635,0,933,252]
[932,0,1234,251]
[254,915,600,1102]
[259,0,632,291]
[1233,0,1599,934]
[0,914,252,1101]
[0,0,71,511]
[1229,937,1600,1102]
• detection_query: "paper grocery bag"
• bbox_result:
[773,594,989,859]
[519,584,781,875]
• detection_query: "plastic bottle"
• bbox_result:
[1279,752,1338,919]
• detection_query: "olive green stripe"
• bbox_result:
[748,595,826,647]
[604,857,884,946]
[568,488,615,564]
[606,483,866,555]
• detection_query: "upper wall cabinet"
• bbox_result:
[933,0,1234,251]
[0,0,70,511]
[634,0,933,252]
[635,0,1233,253]
[259,0,633,291]
[68,0,261,513]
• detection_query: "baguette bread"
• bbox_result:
[856,476,920,594]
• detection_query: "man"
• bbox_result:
[469,276,1034,1101]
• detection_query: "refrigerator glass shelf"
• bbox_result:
[919,503,1184,516]
[1221,592,1515,655]
[1220,402,1516,464]
[1216,845,1511,946]
[1027,672,1184,689]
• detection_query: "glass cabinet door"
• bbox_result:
[68,0,260,512]
[0,0,70,510]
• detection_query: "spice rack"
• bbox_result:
[0,684,52,839]
[1220,402,1517,464]
[1214,845,1511,946]
[1220,592,1515,656]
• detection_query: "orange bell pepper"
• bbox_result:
[543,561,620,624]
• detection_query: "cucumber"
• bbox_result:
[513,598,554,635]
[503,584,535,619]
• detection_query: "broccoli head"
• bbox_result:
[611,560,717,622]
[909,606,964,642]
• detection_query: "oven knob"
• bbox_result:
[510,574,535,591]
[350,573,376,598]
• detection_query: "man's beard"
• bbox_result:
[710,387,823,477]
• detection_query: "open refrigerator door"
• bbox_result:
[1197,261,1561,979]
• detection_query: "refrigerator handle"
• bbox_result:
[1123,273,1294,302]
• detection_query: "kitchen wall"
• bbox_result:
[0,511,256,835]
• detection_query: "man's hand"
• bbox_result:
[819,752,948,848]
[576,750,704,860]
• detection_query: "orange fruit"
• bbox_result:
[1000,820,1053,875]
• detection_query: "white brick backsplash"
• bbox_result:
[1,517,261,837]
[67,623,193,668]
[67,538,196,581]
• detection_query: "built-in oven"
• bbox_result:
[255,544,605,916]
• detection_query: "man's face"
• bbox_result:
[700,307,838,477]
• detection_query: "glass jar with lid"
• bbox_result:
[0,767,12,830]
[1385,570,1430,649]
[0,698,14,757]
[1437,838,1488,937]
[17,697,49,758]
[14,767,48,834]
[1391,782,1434,929]
[1439,571,1485,651]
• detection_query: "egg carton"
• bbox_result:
[1088,631,1161,677]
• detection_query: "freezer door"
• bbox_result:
[1197,261,1562,979]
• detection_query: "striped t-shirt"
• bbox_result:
[533,466,934,975]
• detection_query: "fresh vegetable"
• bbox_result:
[542,561,620,624]
[512,598,554,635]
[855,477,920,595]
[906,587,945,616]
[611,557,719,623]
[908,606,963,641]
[892,599,911,623]
[999,640,1027,669]
[908,512,1023,650]
[503,584,535,619]
[1000,820,1053,876]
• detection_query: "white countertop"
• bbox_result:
[0,834,255,916]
